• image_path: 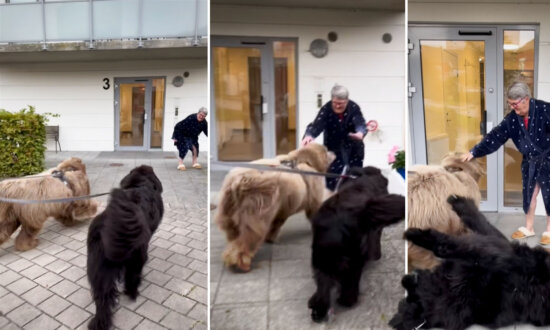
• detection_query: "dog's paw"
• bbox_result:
[337,293,358,307]
[311,308,329,323]
[124,289,139,301]
[401,273,418,290]
[264,237,277,244]
[15,238,38,252]
[88,316,106,330]
[447,195,475,214]
[404,229,436,250]
[404,228,428,242]
[222,247,252,272]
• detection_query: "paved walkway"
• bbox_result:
[209,169,406,330]
[0,151,207,330]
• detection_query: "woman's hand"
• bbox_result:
[301,136,314,146]
[461,152,474,162]
[348,132,364,141]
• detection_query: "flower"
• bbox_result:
[388,145,399,164]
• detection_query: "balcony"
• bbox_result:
[0,0,207,51]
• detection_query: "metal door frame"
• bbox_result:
[210,36,299,161]
[114,77,166,151]
[408,25,498,211]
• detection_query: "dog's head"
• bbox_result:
[288,143,335,172]
[120,165,163,193]
[441,152,485,182]
[339,166,389,193]
[57,157,86,174]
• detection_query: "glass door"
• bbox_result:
[211,37,297,161]
[409,26,498,211]
[115,77,166,151]
[502,29,536,209]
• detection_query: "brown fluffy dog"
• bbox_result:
[216,143,335,272]
[408,152,484,270]
[0,157,98,251]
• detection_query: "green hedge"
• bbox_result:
[0,106,48,178]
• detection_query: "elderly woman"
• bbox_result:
[172,107,208,170]
[301,84,367,190]
[463,82,550,244]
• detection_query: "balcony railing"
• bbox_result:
[0,0,207,47]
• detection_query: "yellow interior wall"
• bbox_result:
[422,41,487,190]
[120,83,142,132]
[274,42,296,130]
[421,44,447,143]
[153,78,165,132]
[214,47,260,130]
[503,31,535,192]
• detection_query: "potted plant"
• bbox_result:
[388,146,405,179]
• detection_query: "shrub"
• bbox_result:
[0,106,51,178]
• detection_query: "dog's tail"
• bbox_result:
[101,189,151,262]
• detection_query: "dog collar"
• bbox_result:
[51,170,69,186]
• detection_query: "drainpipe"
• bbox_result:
[41,0,47,50]
[193,0,199,46]
[88,0,95,49]
[137,0,143,48]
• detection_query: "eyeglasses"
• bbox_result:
[508,97,525,108]
[331,99,348,107]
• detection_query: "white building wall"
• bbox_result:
[0,58,208,152]
[409,0,550,214]
[212,5,406,169]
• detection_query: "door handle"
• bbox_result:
[262,98,268,115]
[144,113,148,121]
[259,96,264,121]
[458,30,493,36]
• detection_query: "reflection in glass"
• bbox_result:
[119,83,145,147]
[150,78,165,148]
[273,41,297,155]
[420,40,488,200]
[503,30,535,207]
[214,47,263,161]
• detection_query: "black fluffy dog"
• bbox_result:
[390,195,550,330]
[87,165,163,330]
[308,166,405,322]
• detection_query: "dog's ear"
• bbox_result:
[363,194,405,226]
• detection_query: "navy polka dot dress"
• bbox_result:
[172,114,208,159]
[304,100,367,190]
[471,98,550,214]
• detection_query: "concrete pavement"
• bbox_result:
[209,169,406,330]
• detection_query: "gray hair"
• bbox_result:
[331,84,349,100]
[507,82,531,99]
[198,107,208,115]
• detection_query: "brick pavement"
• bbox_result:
[0,151,207,329]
